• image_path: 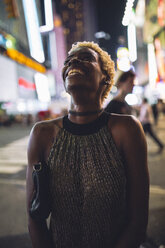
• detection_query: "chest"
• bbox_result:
[48,130,126,202]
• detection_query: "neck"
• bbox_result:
[115,90,126,101]
[68,102,103,124]
[69,109,103,116]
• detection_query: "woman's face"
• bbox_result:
[62,47,106,94]
[120,76,135,94]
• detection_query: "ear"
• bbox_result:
[102,81,110,86]
[101,75,110,86]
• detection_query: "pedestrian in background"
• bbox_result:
[151,102,159,125]
[105,69,136,114]
[139,98,164,154]
[27,41,149,248]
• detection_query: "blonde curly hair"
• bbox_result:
[68,41,115,101]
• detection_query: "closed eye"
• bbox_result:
[64,52,97,65]
[79,53,96,62]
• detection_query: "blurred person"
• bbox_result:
[151,102,159,125]
[27,41,149,248]
[26,114,33,126]
[105,69,136,114]
[139,98,164,154]
[157,98,165,115]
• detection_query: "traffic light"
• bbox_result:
[3,0,19,19]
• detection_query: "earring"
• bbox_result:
[103,81,110,85]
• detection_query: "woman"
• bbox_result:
[26,41,149,248]
[105,69,136,115]
[139,98,164,153]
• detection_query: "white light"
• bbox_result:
[148,43,158,89]
[27,101,34,112]
[95,31,106,39]
[47,73,56,96]
[117,57,131,71]
[127,23,137,62]
[17,102,26,112]
[156,83,165,99]
[135,0,145,27]
[94,31,111,40]
[40,25,52,33]
[45,0,53,29]
[22,0,45,63]
[6,40,12,48]
[125,93,138,105]
[49,31,58,69]
[117,47,129,58]
[35,73,51,102]
[122,0,135,26]
[40,0,54,33]
[111,86,117,93]
[132,85,143,94]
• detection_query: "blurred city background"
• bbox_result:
[0,0,165,247]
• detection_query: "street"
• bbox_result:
[0,124,32,248]
[0,117,165,248]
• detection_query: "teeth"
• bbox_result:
[68,69,84,76]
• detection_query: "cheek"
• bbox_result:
[62,66,67,81]
[93,67,104,82]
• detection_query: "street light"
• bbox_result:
[95,31,111,40]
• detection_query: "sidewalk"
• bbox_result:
[146,114,165,247]
[0,124,32,247]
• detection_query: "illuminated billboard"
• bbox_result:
[154,28,165,83]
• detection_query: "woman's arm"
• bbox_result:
[26,123,53,248]
[111,115,149,248]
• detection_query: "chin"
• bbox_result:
[65,77,91,91]
[67,84,91,93]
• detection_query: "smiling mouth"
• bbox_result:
[68,69,84,76]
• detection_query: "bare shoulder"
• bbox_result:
[28,116,64,164]
[107,113,145,155]
[108,113,143,135]
[31,116,63,138]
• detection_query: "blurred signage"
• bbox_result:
[0,54,18,101]
[3,0,19,18]
[144,0,165,43]
[34,73,51,102]
[22,0,45,63]
[18,77,36,90]
[158,0,165,27]
[154,29,165,83]
[6,48,46,73]
[17,64,37,100]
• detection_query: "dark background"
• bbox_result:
[54,0,127,59]
[96,0,127,59]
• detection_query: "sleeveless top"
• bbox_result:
[105,99,132,115]
[47,112,128,248]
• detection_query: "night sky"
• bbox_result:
[96,0,127,60]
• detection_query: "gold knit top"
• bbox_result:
[48,112,128,248]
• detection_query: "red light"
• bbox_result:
[18,77,36,90]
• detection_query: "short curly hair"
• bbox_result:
[68,41,115,101]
